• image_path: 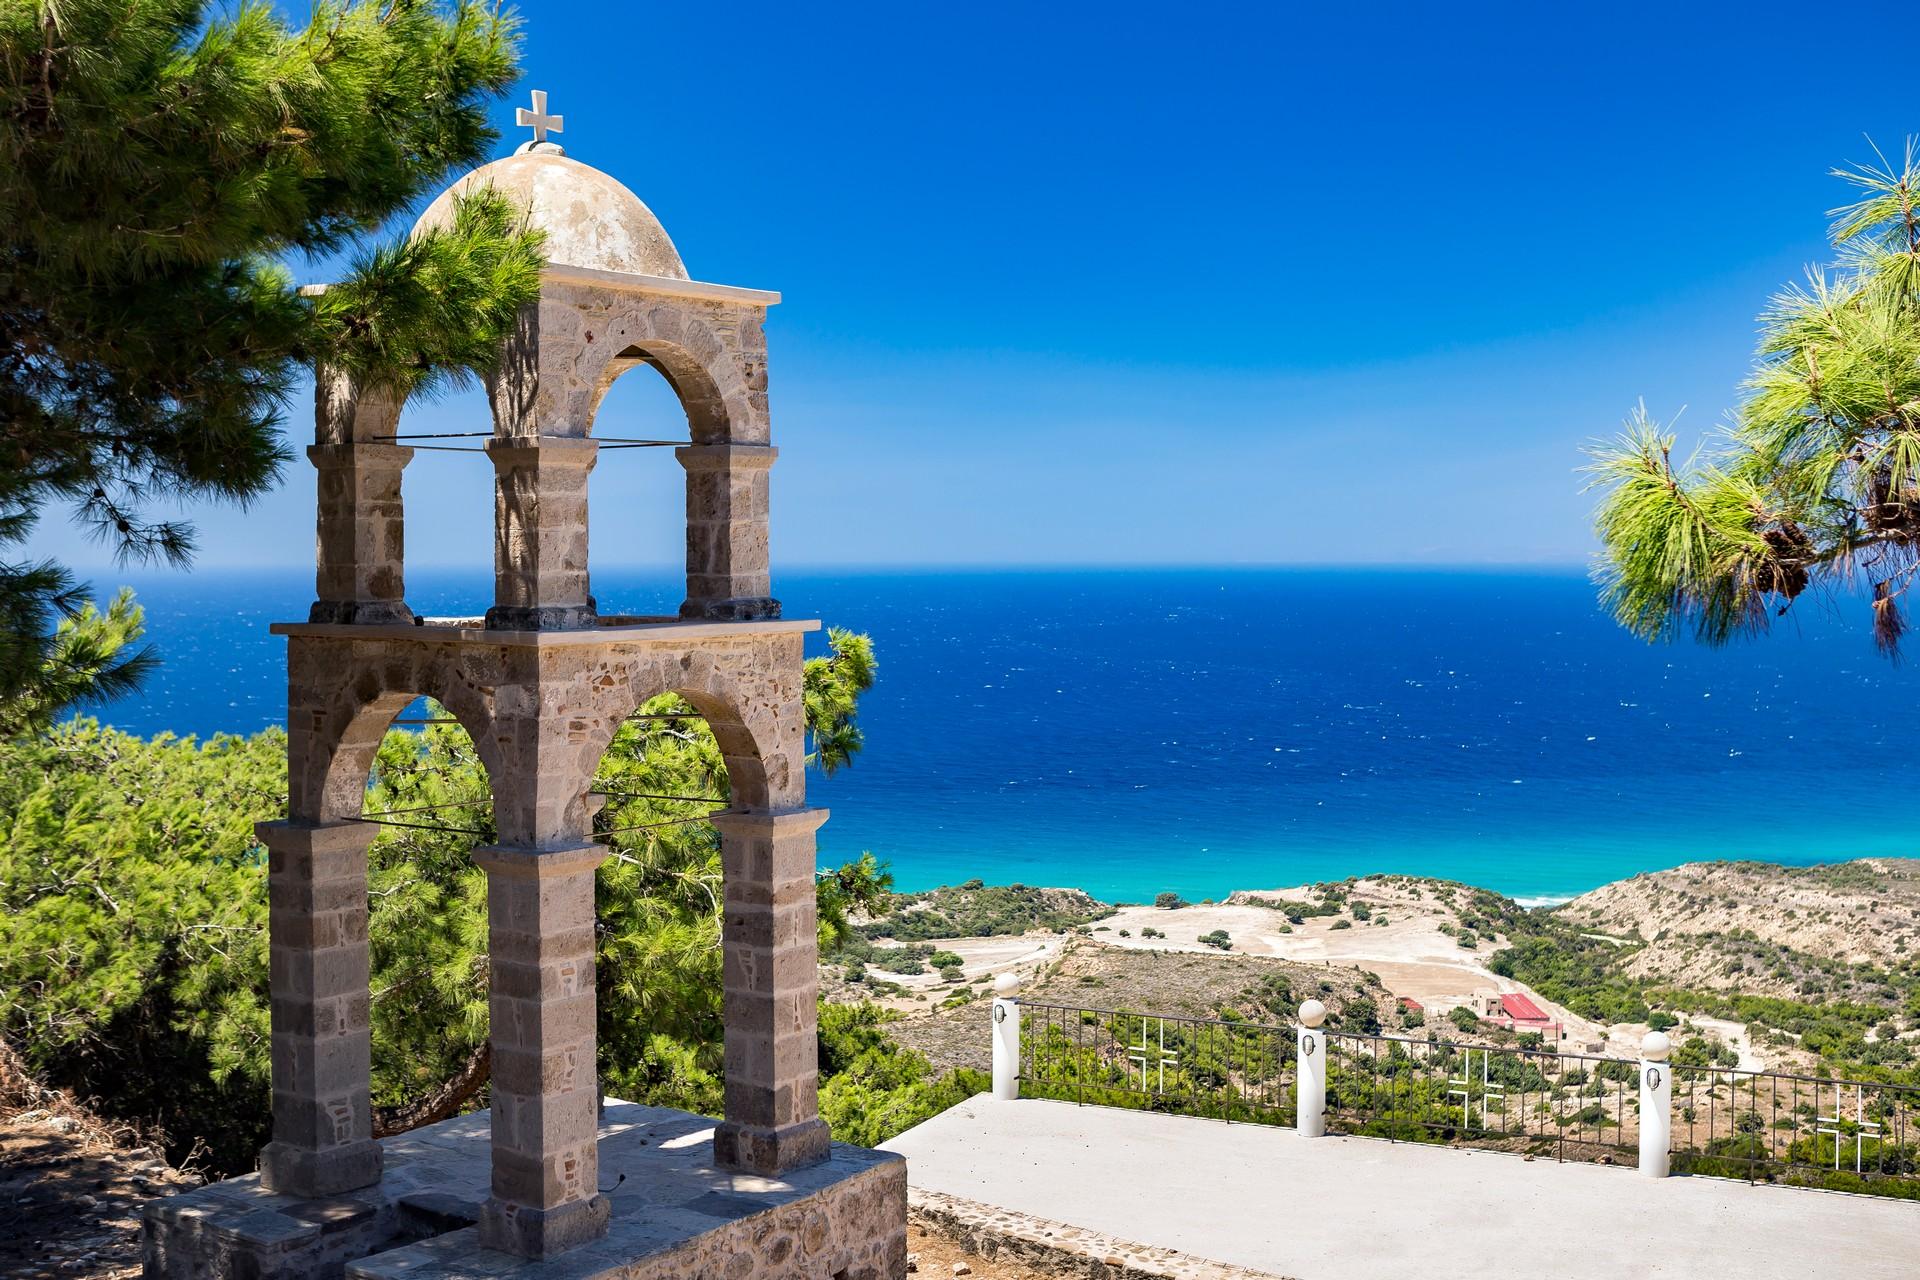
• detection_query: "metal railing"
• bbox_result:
[1322,1030,1640,1165]
[1018,1002,1297,1124]
[1671,1065,1920,1197]
[1004,995,1920,1199]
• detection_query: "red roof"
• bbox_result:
[1500,993,1550,1022]
[1399,997,1423,1011]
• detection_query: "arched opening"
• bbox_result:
[380,383,499,618]
[584,361,694,615]
[322,692,500,1136]
[578,676,773,1109]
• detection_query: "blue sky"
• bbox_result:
[33,1,1920,571]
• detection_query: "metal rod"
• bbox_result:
[350,816,491,837]
[594,812,721,838]
[589,790,727,806]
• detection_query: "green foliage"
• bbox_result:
[1155,892,1187,910]
[0,0,543,706]
[0,633,930,1172]
[1198,929,1232,951]
[1587,140,1920,654]
[0,587,155,735]
[927,951,962,969]
[0,719,283,1169]
[816,1003,988,1147]
[804,629,876,774]
[1448,1007,1480,1032]
[857,881,1107,944]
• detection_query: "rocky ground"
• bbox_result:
[0,1041,200,1280]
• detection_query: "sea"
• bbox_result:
[75,566,1914,905]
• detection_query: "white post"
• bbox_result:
[1297,999,1327,1137]
[990,972,1022,1102]
[1639,1031,1672,1178]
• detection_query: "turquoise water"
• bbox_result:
[85,567,1915,903]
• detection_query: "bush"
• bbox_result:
[1155,892,1188,910]
[1449,1007,1481,1032]
[1142,927,1164,939]
[937,964,964,983]
[1648,1011,1679,1032]
[1350,902,1372,921]
[1402,1007,1424,1027]
[1117,929,1131,937]
[1199,930,1232,951]
[1331,919,1353,931]
[928,950,963,968]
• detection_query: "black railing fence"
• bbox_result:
[1013,999,1920,1199]
[1018,1002,1297,1124]
[1322,1030,1639,1164]
[1671,1065,1920,1198]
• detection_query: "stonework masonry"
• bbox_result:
[144,108,905,1277]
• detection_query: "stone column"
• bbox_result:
[309,443,416,625]
[486,437,598,631]
[474,844,611,1258]
[677,444,779,621]
[712,808,830,1174]
[257,820,382,1198]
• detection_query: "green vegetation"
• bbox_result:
[0,0,545,709]
[1198,930,1232,951]
[855,882,1108,944]
[1448,1007,1481,1032]
[1588,141,1920,654]
[0,632,987,1171]
[1155,892,1187,910]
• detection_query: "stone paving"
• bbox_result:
[883,1096,1920,1280]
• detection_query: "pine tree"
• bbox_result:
[1588,139,1920,654]
[0,1,544,706]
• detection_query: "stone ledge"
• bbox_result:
[908,1189,1288,1280]
[268,617,820,646]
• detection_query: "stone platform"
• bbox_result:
[143,1103,906,1280]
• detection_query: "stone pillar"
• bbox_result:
[257,820,382,1198]
[677,444,779,621]
[486,437,598,631]
[474,844,611,1258]
[1296,999,1327,1138]
[712,808,829,1174]
[309,443,416,625]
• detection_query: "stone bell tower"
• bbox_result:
[145,94,907,1280]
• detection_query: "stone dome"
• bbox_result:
[412,148,688,280]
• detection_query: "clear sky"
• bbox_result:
[31,0,1920,572]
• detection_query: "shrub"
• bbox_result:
[1331,919,1353,931]
[1402,1008,1425,1028]
[1199,930,1232,951]
[1118,929,1131,937]
[928,951,963,968]
[1449,1007,1480,1032]
[1155,892,1188,910]
[937,964,964,982]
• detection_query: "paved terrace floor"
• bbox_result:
[882,1097,1920,1279]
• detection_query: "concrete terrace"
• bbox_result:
[882,1097,1920,1280]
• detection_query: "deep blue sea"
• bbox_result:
[77,566,1914,904]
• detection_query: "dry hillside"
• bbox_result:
[1558,859,1920,999]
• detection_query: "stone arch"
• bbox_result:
[298,677,502,827]
[575,302,760,445]
[575,665,777,818]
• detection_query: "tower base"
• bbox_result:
[143,1102,906,1280]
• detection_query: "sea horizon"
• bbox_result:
[71,564,1913,905]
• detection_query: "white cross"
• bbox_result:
[516,89,563,147]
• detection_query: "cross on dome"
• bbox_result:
[514,89,564,154]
